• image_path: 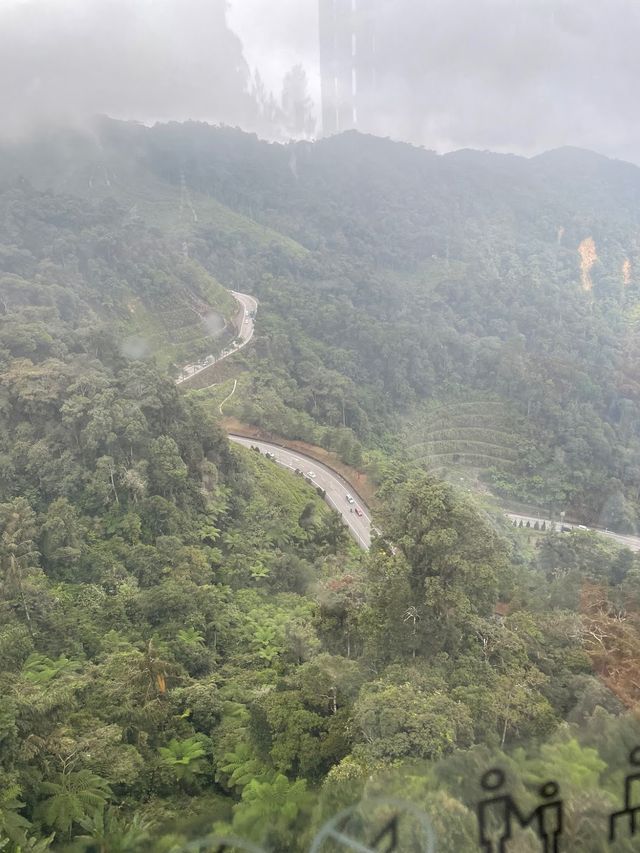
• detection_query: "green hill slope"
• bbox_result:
[2,118,640,527]
[0,182,237,368]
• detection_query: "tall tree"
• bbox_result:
[0,498,43,636]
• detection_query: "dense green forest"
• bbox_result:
[2,124,640,850]
[0,180,236,370]
[4,118,638,527]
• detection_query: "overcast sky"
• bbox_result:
[1,0,639,162]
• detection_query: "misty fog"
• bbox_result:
[1,0,639,162]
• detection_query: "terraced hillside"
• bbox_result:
[402,398,530,477]
[0,121,308,368]
[0,183,239,369]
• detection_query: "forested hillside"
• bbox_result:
[5,118,638,527]
[2,325,640,850]
[2,122,640,851]
[0,257,357,848]
[0,181,236,369]
[170,129,640,529]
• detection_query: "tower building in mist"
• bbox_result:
[319,0,377,136]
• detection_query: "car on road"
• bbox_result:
[354,506,363,517]
[307,471,316,479]
[346,494,355,504]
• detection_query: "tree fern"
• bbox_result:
[76,809,151,853]
[217,742,272,792]
[158,736,207,782]
[232,774,310,843]
[0,783,31,845]
[22,652,83,684]
[36,770,111,835]
[177,627,205,646]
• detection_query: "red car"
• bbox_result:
[354,506,363,517]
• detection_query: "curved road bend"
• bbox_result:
[177,291,258,384]
[229,436,372,550]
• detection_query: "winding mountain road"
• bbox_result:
[229,436,373,549]
[175,291,374,547]
[176,291,258,384]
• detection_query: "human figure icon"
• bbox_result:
[477,768,525,852]
[533,781,563,853]
[477,769,563,853]
[609,746,640,841]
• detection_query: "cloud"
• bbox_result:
[349,0,640,161]
[0,0,255,134]
[0,0,639,162]
[228,0,319,103]
[231,0,640,162]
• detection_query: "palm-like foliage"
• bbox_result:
[221,531,244,552]
[75,809,151,853]
[249,561,270,580]
[198,523,220,545]
[36,770,111,836]
[216,742,273,792]
[252,624,280,663]
[0,832,54,852]
[0,783,31,846]
[232,774,310,844]
[158,736,206,782]
[177,627,205,646]
[22,652,83,684]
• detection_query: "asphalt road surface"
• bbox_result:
[176,291,258,384]
[230,290,258,349]
[229,435,372,549]
[507,512,640,552]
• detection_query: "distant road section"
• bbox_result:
[507,512,640,552]
[176,291,258,384]
[229,435,372,550]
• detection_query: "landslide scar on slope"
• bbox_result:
[579,237,597,291]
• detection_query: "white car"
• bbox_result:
[307,471,316,479]
[346,494,355,504]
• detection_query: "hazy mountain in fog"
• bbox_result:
[1,0,640,163]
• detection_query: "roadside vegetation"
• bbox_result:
[2,122,640,850]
